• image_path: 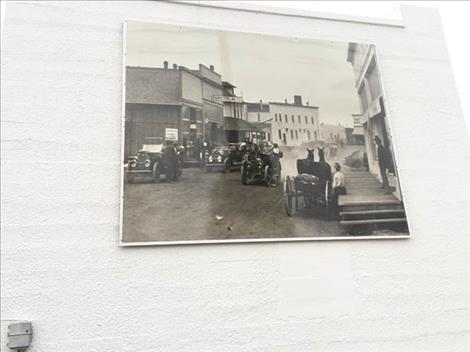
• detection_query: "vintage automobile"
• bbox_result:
[203,143,244,173]
[240,141,278,186]
[225,143,245,172]
[203,146,230,172]
[126,137,182,183]
[284,148,332,216]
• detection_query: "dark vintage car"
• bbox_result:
[240,141,281,186]
[203,143,244,173]
[126,137,182,183]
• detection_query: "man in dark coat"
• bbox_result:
[164,140,177,181]
[374,135,391,193]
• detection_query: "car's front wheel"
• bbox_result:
[224,158,231,173]
[152,162,160,183]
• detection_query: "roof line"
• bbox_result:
[168,1,405,28]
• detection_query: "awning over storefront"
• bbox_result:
[224,116,261,132]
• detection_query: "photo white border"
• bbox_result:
[118,17,412,247]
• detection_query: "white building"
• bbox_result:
[245,96,320,147]
[347,43,400,198]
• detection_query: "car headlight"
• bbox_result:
[217,155,222,163]
[130,160,137,168]
[144,159,151,168]
[208,156,213,162]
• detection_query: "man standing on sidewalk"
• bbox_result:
[374,135,391,194]
[331,162,347,217]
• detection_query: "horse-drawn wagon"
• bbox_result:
[284,148,332,216]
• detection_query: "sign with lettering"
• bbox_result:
[213,95,243,103]
[165,128,178,141]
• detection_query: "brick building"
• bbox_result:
[125,62,224,158]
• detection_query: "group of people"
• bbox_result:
[242,139,284,186]
[163,140,183,182]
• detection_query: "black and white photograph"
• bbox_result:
[121,21,410,245]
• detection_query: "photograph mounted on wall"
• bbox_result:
[120,21,410,245]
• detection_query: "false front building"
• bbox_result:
[347,43,401,198]
[125,62,224,159]
[217,81,262,143]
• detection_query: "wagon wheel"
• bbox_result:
[284,176,295,216]
[264,165,272,187]
[152,162,160,183]
[324,180,331,215]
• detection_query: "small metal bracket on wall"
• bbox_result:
[7,321,33,351]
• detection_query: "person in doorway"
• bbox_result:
[374,135,391,193]
[331,162,347,217]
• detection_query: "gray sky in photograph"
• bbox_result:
[126,21,361,127]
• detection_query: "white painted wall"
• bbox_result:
[1,2,469,351]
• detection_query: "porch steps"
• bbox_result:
[338,168,408,228]
[340,209,406,216]
[341,218,407,226]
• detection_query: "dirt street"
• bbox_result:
[121,145,372,243]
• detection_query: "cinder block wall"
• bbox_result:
[1,2,469,351]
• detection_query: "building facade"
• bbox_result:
[125,63,224,158]
[244,96,320,147]
[351,113,365,145]
[218,81,261,143]
[320,123,347,144]
[347,43,400,198]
